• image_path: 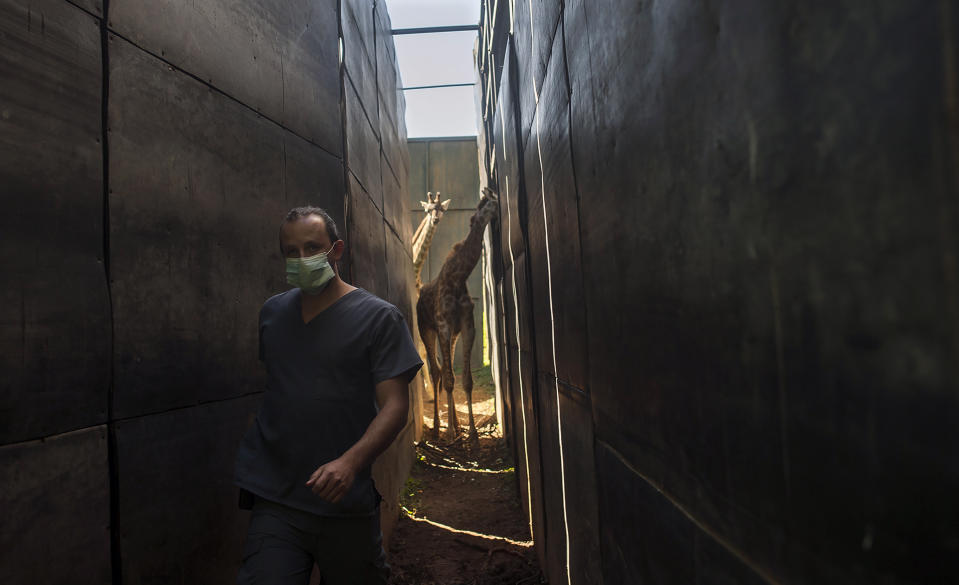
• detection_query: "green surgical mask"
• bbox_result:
[286,245,336,295]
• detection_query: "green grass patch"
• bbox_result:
[399,476,424,514]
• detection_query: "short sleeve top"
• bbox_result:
[234,288,423,517]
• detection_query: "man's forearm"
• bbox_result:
[306,377,410,502]
[341,383,409,470]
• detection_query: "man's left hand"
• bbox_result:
[306,456,357,503]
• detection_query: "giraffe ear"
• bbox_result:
[441,199,451,211]
[421,201,430,210]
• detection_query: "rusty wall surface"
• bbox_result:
[478,1,959,584]
[0,0,412,581]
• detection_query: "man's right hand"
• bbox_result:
[306,456,358,504]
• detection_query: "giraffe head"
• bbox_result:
[469,186,499,229]
[420,191,452,226]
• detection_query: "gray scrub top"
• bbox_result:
[235,287,423,517]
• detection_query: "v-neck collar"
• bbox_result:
[297,287,363,326]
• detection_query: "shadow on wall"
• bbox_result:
[0,0,415,582]
[476,1,959,585]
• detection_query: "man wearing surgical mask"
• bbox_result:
[234,206,423,585]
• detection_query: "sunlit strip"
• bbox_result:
[529,1,572,584]
[421,460,515,474]
[503,116,535,542]
[401,507,535,547]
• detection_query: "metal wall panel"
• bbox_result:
[382,152,411,250]
[394,73,409,174]
[347,78,384,210]
[427,140,481,210]
[2,0,410,582]
[575,0,796,570]
[498,153,524,268]
[343,0,378,139]
[115,396,259,585]
[109,0,342,154]
[533,371,569,582]
[0,0,110,444]
[407,141,429,210]
[344,48,379,142]
[384,222,423,439]
[379,102,401,184]
[523,129,553,383]
[407,140,429,272]
[595,440,769,585]
[513,0,560,149]
[499,263,518,353]
[556,385,603,585]
[575,1,957,583]
[373,1,398,127]
[342,0,376,70]
[73,0,102,17]
[348,179,389,299]
[508,251,534,354]
[507,346,546,571]
[510,0,531,144]
[109,37,343,418]
[525,29,588,389]
[482,1,959,583]
[373,418,416,547]
[385,230,413,326]
[0,426,111,584]
[492,46,526,260]
[376,235,418,533]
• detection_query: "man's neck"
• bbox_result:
[300,275,357,320]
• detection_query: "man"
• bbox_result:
[234,206,423,584]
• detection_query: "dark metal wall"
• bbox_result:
[0,0,413,581]
[477,1,959,584]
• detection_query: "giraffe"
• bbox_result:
[416,187,498,442]
[411,191,451,289]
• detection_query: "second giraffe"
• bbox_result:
[416,187,499,443]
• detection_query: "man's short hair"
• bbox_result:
[283,206,341,244]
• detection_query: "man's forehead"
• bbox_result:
[280,216,330,242]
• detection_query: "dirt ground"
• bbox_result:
[388,367,544,585]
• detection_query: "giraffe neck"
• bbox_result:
[413,218,438,281]
[440,215,491,283]
[412,213,430,251]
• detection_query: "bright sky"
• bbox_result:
[383,0,481,137]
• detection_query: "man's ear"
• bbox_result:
[331,240,346,260]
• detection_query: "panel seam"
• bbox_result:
[100,3,122,582]
[104,28,344,163]
[598,438,782,585]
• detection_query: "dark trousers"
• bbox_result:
[237,497,389,585]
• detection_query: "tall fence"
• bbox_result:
[0,0,416,582]
[477,1,959,584]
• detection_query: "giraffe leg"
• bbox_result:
[421,327,441,439]
[437,322,459,440]
[459,297,479,445]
